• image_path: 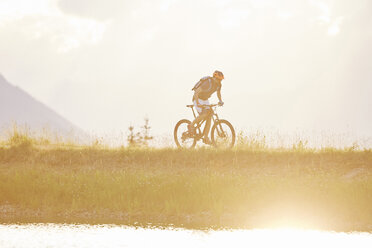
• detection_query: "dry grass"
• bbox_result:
[0,130,371,231]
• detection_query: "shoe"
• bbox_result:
[203,137,212,145]
[188,124,196,134]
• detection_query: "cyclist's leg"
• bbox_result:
[190,115,203,129]
[203,110,212,137]
[189,99,209,130]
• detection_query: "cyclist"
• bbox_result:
[188,70,225,144]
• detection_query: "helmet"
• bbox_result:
[213,70,224,80]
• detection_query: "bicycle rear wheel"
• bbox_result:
[211,119,235,149]
[174,119,197,149]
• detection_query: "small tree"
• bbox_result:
[127,118,153,147]
[141,118,153,146]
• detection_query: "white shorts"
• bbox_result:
[193,99,210,114]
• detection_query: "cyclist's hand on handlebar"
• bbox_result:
[218,101,224,106]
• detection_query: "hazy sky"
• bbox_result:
[0,0,371,141]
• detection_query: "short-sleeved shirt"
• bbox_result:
[194,77,221,100]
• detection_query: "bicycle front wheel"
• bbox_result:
[211,119,235,149]
[174,119,197,149]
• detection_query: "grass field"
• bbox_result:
[0,131,371,231]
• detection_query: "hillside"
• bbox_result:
[0,74,84,138]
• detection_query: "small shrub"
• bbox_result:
[127,118,153,147]
[292,140,308,151]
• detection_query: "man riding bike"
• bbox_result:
[188,70,225,144]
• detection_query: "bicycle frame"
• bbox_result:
[190,105,220,140]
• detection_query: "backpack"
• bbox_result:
[191,76,212,91]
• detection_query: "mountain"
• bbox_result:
[0,73,85,139]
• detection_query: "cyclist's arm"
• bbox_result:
[217,90,222,102]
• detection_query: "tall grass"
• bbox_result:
[0,130,371,231]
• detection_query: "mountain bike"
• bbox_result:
[174,104,235,149]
